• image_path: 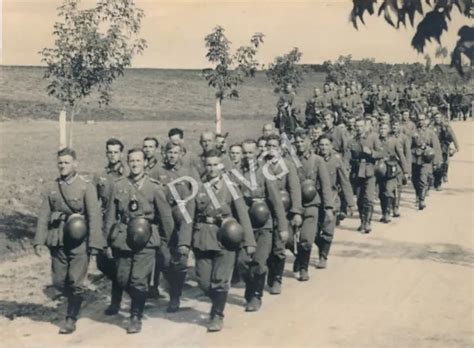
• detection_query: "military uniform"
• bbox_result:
[193,176,256,326]
[391,130,412,216]
[410,126,443,209]
[144,156,161,180]
[377,136,409,221]
[292,150,333,278]
[153,161,199,311]
[191,152,233,179]
[305,96,326,126]
[400,119,417,138]
[266,156,303,293]
[237,161,288,309]
[34,173,104,325]
[104,174,174,325]
[348,132,384,232]
[430,120,459,188]
[93,161,126,314]
[318,151,354,263]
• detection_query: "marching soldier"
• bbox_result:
[376,123,409,223]
[390,118,412,217]
[34,147,104,334]
[153,142,199,312]
[293,129,334,280]
[237,139,289,311]
[192,149,256,332]
[305,88,327,126]
[317,135,355,268]
[348,118,384,233]
[93,138,127,316]
[104,148,174,334]
[400,110,417,137]
[405,83,422,115]
[410,114,443,210]
[323,111,349,162]
[430,112,460,189]
[265,134,303,294]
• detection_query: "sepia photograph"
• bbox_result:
[0,0,473,347]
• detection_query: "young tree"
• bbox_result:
[266,47,304,94]
[40,0,147,148]
[202,26,264,134]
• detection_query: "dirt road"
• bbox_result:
[1,122,472,348]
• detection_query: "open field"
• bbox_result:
[0,66,326,121]
[0,121,472,347]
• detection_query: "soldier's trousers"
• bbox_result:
[315,206,336,260]
[194,249,236,294]
[351,176,376,219]
[433,152,449,188]
[238,229,272,277]
[412,163,432,198]
[157,243,189,299]
[378,177,398,199]
[50,242,89,297]
[116,248,156,294]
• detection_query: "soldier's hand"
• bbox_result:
[279,230,289,243]
[291,214,303,227]
[34,245,46,257]
[246,246,256,255]
[105,247,114,259]
[325,209,334,223]
[177,246,190,256]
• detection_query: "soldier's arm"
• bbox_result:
[447,125,460,151]
[103,185,118,241]
[336,159,355,207]
[395,141,409,174]
[154,186,175,242]
[84,182,106,250]
[265,178,289,232]
[316,158,334,209]
[33,189,51,246]
[369,136,384,160]
[403,136,413,169]
[430,131,443,164]
[231,192,256,248]
[286,160,303,215]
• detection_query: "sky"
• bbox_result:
[1,0,471,68]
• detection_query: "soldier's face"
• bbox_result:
[266,139,281,158]
[310,128,322,140]
[229,146,242,164]
[242,143,257,163]
[314,88,320,97]
[417,115,426,127]
[347,118,355,129]
[257,140,267,154]
[402,112,410,121]
[216,136,226,150]
[143,140,157,159]
[205,156,222,179]
[262,125,273,137]
[169,134,183,145]
[294,136,308,153]
[165,146,182,165]
[57,155,77,177]
[200,134,215,151]
[379,124,389,137]
[345,88,351,96]
[324,85,329,92]
[106,145,122,165]
[318,139,332,156]
[323,114,334,128]
[355,120,365,135]
[128,151,146,176]
[392,122,400,133]
[434,114,442,124]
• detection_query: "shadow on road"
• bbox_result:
[333,240,474,268]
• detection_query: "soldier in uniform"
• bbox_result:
[317,135,355,268]
[93,138,127,315]
[309,124,324,152]
[410,114,443,210]
[191,131,232,178]
[192,149,256,332]
[153,142,199,312]
[143,137,161,182]
[321,83,335,111]
[229,143,243,169]
[376,123,409,223]
[257,136,268,160]
[305,88,327,126]
[351,86,364,115]
[390,118,412,217]
[34,147,104,334]
[405,83,422,115]
[216,133,229,155]
[430,112,459,189]
[262,123,275,137]
[348,118,384,233]
[400,110,417,137]
[264,134,303,294]
[104,148,174,334]
[237,139,288,311]
[292,129,334,280]
[168,128,192,168]
[322,111,349,161]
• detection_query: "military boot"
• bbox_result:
[298,249,311,281]
[379,196,391,223]
[59,295,83,334]
[392,192,401,217]
[418,189,427,210]
[208,290,227,332]
[127,290,146,334]
[269,258,285,295]
[104,280,123,315]
[316,241,331,269]
[167,272,186,313]
[364,205,373,233]
[245,273,265,312]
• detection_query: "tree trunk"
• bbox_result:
[69,106,75,148]
[215,97,222,134]
[59,109,67,150]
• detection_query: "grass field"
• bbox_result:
[0,66,326,121]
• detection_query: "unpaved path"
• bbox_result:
[1,123,472,348]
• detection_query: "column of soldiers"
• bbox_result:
[34,79,461,336]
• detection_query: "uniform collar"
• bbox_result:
[59,172,78,185]
[164,160,182,171]
[129,172,146,189]
[106,161,124,175]
[145,157,158,170]
[298,149,312,160]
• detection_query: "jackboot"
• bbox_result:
[245,273,266,312]
[316,241,332,269]
[392,191,401,217]
[59,294,83,334]
[269,257,285,295]
[266,256,276,288]
[418,189,427,210]
[104,279,123,315]
[127,289,146,334]
[208,291,228,332]
[379,196,391,223]
[364,205,373,234]
[297,248,311,281]
[167,272,186,313]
